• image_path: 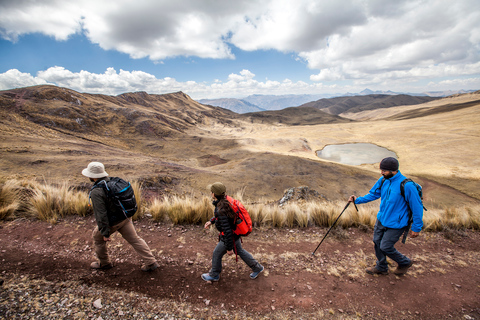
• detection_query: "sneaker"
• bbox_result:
[249,265,264,279]
[141,262,159,272]
[201,273,220,282]
[393,261,413,275]
[365,266,388,275]
[90,261,113,270]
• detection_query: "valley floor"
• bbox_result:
[1,216,479,319]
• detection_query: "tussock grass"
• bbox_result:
[308,201,339,227]
[149,196,169,222]
[423,205,480,231]
[131,180,144,220]
[0,179,91,223]
[149,194,212,225]
[30,180,90,223]
[0,179,24,220]
[1,178,480,231]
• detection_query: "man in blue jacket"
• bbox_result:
[348,157,423,275]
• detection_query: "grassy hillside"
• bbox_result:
[237,106,353,125]
[301,94,440,115]
[1,85,479,208]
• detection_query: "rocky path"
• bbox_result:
[1,216,479,319]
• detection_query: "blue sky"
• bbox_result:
[1,0,479,99]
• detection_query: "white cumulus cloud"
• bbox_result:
[0,69,49,88]
[0,0,479,95]
[0,68,342,99]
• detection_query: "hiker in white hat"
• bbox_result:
[82,161,159,272]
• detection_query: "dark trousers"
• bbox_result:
[373,220,411,272]
[209,238,262,277]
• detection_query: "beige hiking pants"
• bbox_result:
[92,218,156,266]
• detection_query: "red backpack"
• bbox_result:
[226,195,252,236]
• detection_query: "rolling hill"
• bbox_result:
[236,106,353,126]
[300,94,440,115]
[1,85,479,206]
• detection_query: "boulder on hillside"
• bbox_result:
[279,186,323,205]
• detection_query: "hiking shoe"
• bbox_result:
[393,261,414,275]
[250,265,264,279]
[90,261,113,270]
[365,266,388,275]
[141,262,159,272]
[201,273,220,282]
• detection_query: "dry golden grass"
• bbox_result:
[0,178,89,223]
[0,179,23,220]
[149,194,212,225]
[148,196,170,222]
[1,178,480,231]
[148,195,480,231]
[423,205,480,231]
[131,180,144,220]
[7,179,90,223]
[30,181,90,223]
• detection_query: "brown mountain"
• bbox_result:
[236,106,353,125]
[0,85,233,139]
[300,94,440,115]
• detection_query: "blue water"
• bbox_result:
[316,143,397,165]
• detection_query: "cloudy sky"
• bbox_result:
[1,0,479,99]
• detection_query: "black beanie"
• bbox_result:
[380,157,399,171]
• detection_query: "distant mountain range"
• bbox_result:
[196,98,265,113]
[199,94,329,113]
[198,89,476,114]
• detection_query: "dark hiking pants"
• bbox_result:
[209,238,262,277]
[373,220,411,272]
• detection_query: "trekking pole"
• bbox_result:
[312,201,358,256]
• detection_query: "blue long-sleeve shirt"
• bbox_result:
[355,171,424,232]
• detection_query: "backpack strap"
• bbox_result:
[400,178,425,243]
[375,177,386,194]
[88,180,110,209]
[400,179,413,214]
[88,180,106,206]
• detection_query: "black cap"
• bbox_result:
[380,157,399,171]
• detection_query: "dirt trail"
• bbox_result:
[1,216,479,319]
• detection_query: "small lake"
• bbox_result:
[316,143,397,166]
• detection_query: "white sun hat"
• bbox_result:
[82,162,109,178]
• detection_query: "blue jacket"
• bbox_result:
[354,171,424,232]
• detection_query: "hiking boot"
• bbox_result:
[201,273,220,282]
[141,262,159,272]
[365,266,388,275]
[90,261,113,270]
[393,261,413,275]
[249,265,264,279]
